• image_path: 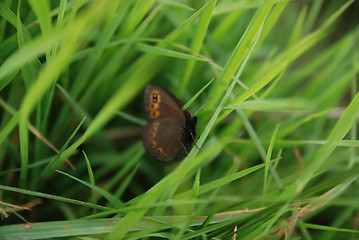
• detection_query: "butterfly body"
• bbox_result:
[143,85,197,162]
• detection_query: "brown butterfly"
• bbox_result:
[143,84,197,162]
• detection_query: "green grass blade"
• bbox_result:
[56,170,123,207]
[208,0,276,105]
[298,92,359,190]
[0,184,111,211]
[178,0,217,95]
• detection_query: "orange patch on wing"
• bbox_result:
[149,90,161,119]
[150,110,160,119]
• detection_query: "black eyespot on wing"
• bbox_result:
[155,147,163,156]
[148,141,156,149]
[153,93,158,103]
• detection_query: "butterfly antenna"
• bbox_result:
[193,97,214,117]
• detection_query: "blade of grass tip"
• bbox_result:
[263,125,279,198]
[192,169,201,199]
[182,78,214,111]
[41,117,86,177]
[60,117,87,153]
[82,151,96,206]
[298,92,359,191]
[189,169,201,213]
[56,83,92,123]
[11,212,30,224]
[178,0,217,95]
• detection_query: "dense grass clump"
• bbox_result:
[0,0,358,239]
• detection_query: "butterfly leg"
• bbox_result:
[180,141,189,156]
[190,132,200,150]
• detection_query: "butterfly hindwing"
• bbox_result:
[143,117,183,162]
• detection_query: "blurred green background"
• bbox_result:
[0,0,358,239]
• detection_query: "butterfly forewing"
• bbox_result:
[144,85,186,121]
